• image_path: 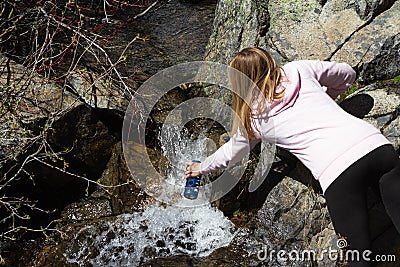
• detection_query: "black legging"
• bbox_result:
[324,144,400,266]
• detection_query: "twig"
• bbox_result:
[32,156,131,188]
[133,0,158,20]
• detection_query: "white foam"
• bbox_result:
[64,204,235,266]
[64,126,235,266]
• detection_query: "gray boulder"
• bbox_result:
[340,80,400,150]
[205,0,400,83]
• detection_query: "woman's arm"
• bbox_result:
[185,131,260,177]
[298,60,356,99]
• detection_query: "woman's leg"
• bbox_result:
[324,144,400,266]
[368,144,400,233]
[324,154,372,267]
[380,166,400,233]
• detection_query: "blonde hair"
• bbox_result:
[229,47,284,139]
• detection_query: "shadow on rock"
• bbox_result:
[340,93,375,118]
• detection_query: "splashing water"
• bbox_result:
[158,125,216,204]
[64,204,234,266]
[64,126,235,266]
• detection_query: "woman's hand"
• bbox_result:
[185,161,201,178]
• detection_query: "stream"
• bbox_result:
[1,0,235,265]
[64,127,235,266]
[65,1,230,264]
[64,204,234,266]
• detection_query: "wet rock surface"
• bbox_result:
[61,199,113,222]
[66,0,218,112]
[91,141,157,215]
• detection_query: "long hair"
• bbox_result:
[229,47,284,139]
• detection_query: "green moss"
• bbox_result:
[338,83,361,102]
[338,75,400,102]
[391,75,400,83]
[347,84,360,95]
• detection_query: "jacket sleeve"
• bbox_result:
[299,60,356,99]
[200,131,260,174]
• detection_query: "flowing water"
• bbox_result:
[2,1,235,265]
[64,204,234,266]
[61,0,234,263]
[64,126,235,266]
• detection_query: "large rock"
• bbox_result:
[0,57,121,243]
[64,0,217,113]
[225,177,333,267]
[205,0,263,63]
[340,80,400,151]
[45,104,119,183]
[331,1,400,83]
[66,69,131,111]
[0,55,79,159]
[205,0,399,82]
[90,141,156,215]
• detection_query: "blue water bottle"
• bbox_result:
[184,160,201,199]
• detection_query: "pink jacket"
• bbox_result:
[200,60,391,193]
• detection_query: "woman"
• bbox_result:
[185,47,400,266]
